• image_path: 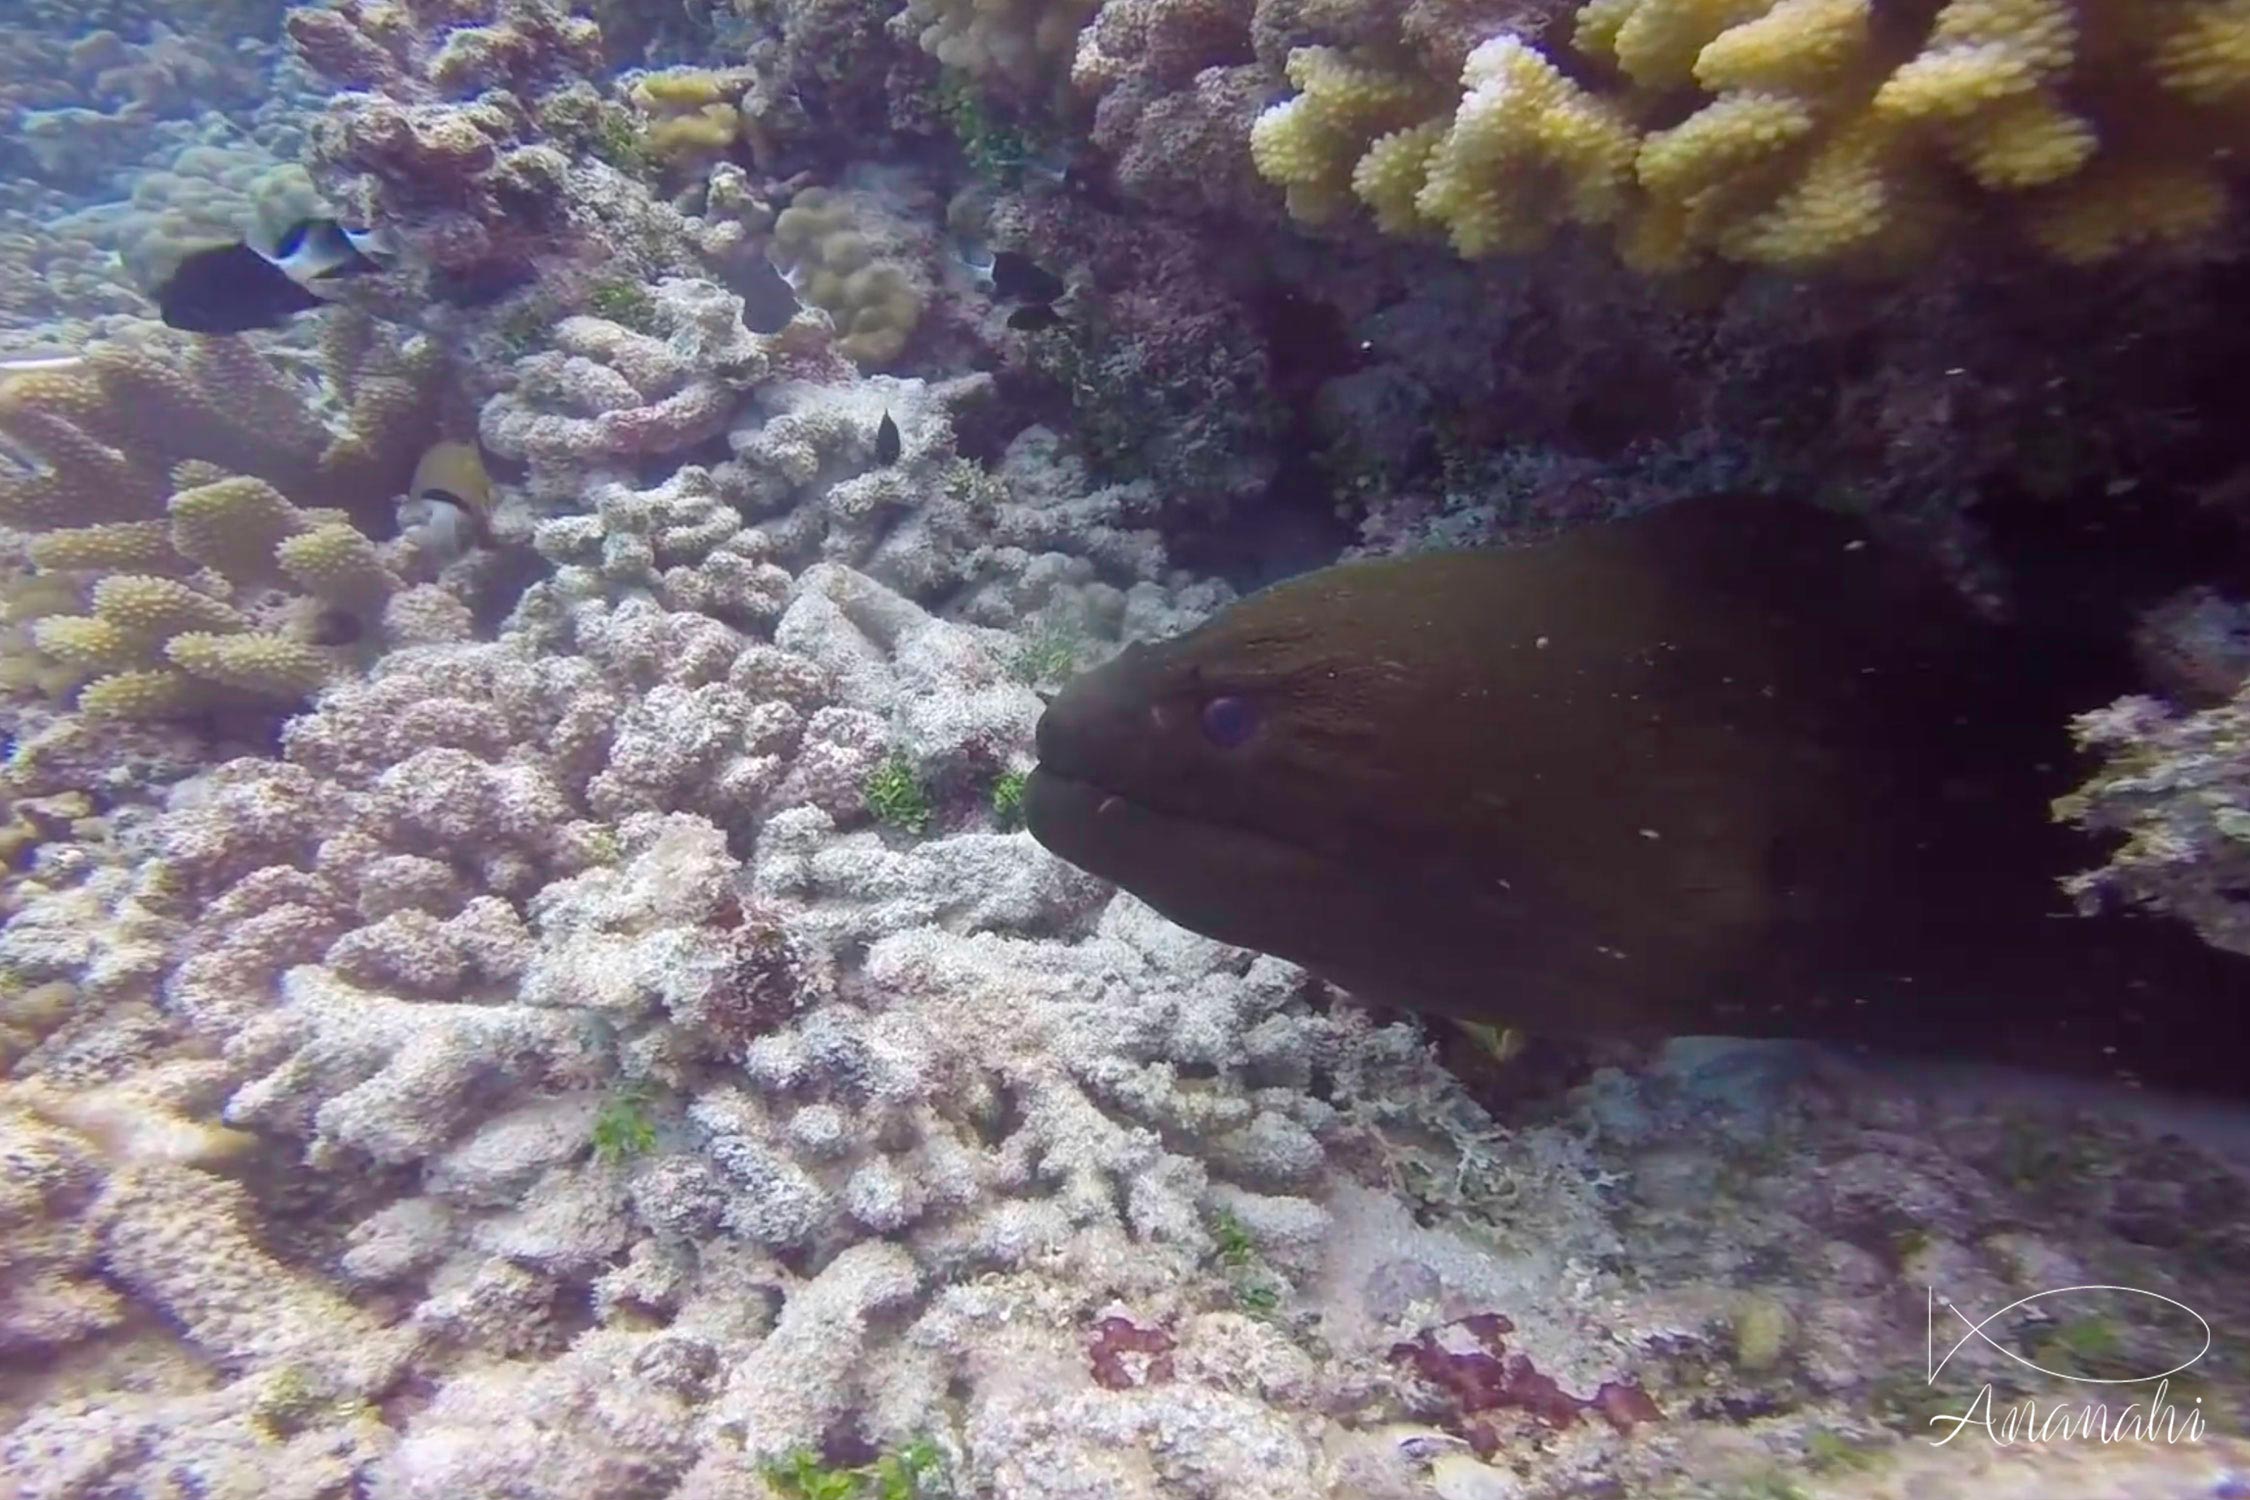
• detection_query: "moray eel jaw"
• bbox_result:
[1022,766,1353,962]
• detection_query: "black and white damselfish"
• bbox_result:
[154,218,397,335]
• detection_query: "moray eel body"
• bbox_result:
[1026,494,2250,1093]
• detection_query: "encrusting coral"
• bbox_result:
[1247,0,2250,270]
[0,324,446,717]
[903,0,1103,106]
[631,66,753,168]
[478,275,834,500]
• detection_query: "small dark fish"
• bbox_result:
[990,250,1064,306]
[1005,304,1064,333]
[874,410,900,466]
[156,242,329,334]
[1024,493,2250,1097]
[305,607,365,647]
[1061,158,1126,213]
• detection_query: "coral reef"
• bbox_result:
[981,191,1284,514]
[0,321,440,535]
[904,0,1102,107]
[287,0,712,296]
[707,372,1228,626]
[632,67,751,170]
[10,269,2249,1497]
[719,0,921,167]
[7,0,2250,1491]
[0,20,272,186]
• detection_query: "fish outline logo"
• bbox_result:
[1928,1284,2212,1387]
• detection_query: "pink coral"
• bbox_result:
[1087,1314,1178,1389]
[1389,1312,1662,1453]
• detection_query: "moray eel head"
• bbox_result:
[1024,557,1523,1003]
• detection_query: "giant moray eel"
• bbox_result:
[1026,494,2250,1093]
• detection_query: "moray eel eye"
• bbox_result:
[1199,694,1257,749]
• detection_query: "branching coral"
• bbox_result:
[0,329,446,717]
[0,323,441,538]
[1249,45,1453,226]
[1248,0,2250,269]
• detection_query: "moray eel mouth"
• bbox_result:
[1022,768,1295,888]
[1023,765,1358,962]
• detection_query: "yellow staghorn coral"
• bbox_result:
[275,524,396,614]
[1252,48,1451,226]
[1417,36,1644,254]
[1869,0,2093,195]
[1589,0,1771,88]
[30,616,145,676]
[0,329,437,719]
[0,318,443,541]
[1249,0,2250,271]
[635,70,729,107]
[75,668,217,720]
[646,103,742,159]
[22,573,321,720]
[0,380,165,529]
[26,521,188,575]
[2023,154,2235,260]
[1353,121,1451,235]
[2151,0,2250,103]
[167,476,306,586]
[1691,0,1868,93]
[14,494,379,719]
[88,575,251,639]
[164,632,333,700]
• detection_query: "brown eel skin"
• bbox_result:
[1025,493,2250,1097]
